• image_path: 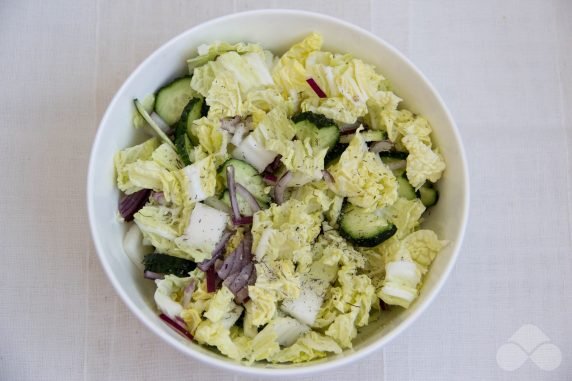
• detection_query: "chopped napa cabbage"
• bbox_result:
[204,286,239,323]
[327,128,398,210]
[272,33,323,98]
[190,61,217,97]
[252,199,322,265]
[403,230,447,271]
[246,285,278,327]
[281,276,327,326]
[134,204,190,258]
[205,71,243,119]
[266,138,327,182]
[151,143,182,171]
[402,134,446,189]
[271,331,342,363]
[250,317,310,361]
[194,320,245,360]
[176,202,229,262]
[301,55,385,123]
[290,180,343,223]
[365,91,402,140]
[376,233,444,308]
[216,51,275,95]
[396,111,433,146]
[189,117,231,165]
[154,274,193,319]
[244,87,292,122]
[181,155,217,202]
[387,197,426,238]
[114,138,160,194]
[233,106,296,172]
[187,41,263,73]
[253,261,300,300]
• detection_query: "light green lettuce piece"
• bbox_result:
[194,320,245,361]
[134,204,190,258]
[189,117,230,166]
[266,138,327,182]
[187,41,263,73]
[124,161,183,204]
[180,155,217,202]
[325,310,359,348]
[403,230,447,272]
[301,97,361,124]
[244,87,291,123]
[387,197,426,238]
[114,137,160,194]
[289,181,341,222]
[396,111,433,147]
[327,128,398,210]
[378,248,422,308]
[246,286,278,327]
[205,71,243,120]
[154,274,193,319]
[272,33,323,98]
[190,61,217,97]
[215,51,275,95]
[402,134,446,189]
[252,199,322,265]
[271,331,342,363]
[249,320,281,362]
[251,105,296,148]
[301,55,385,123]
[151,143,182,171]
[365,91,402,140]
[204,286,239,323]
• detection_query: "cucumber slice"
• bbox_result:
[220,159,270,203]
[154,76,195,126]
[175,133,193,165]
[292,112,340,151]
[324,143,348,166]
[379,151,408,160]
[133,99,175,149]
[396,173,416,200]
[416,182,439,207]
[221,191,268,216]
[339,203,397,247]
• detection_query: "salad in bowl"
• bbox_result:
[114,32,447,364]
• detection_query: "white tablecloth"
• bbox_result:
[1,0,571,380]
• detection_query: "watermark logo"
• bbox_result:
[496,324,562,371]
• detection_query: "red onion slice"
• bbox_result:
[151,191,166,205]
[322,170,335,185]
[226,166,241,221]
[206,267,219,292]
[263,174,277,186]
[159,313,193,340]
[370,140,395,153]
[197,230,233,271]
[339,121,360,134]
[119,189,151,221]
[236,183,261,213]
[143,270,164,280]
[274,171,292,204]
[232,216,253,225]
[306,78,327,98]
[182,279,197,308]
[234,287,250,304]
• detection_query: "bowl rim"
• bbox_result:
[87,8,470,376]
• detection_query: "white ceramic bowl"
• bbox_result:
[87,9,469,376]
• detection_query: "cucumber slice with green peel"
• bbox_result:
[292,112,340,152]
[379,151,408,160]
[324,143,348,166]
[154,76,196,126]
[416,182,439,207]
[221,190,268,216]
[219,159,270,203]
[174,97,204,146]
[396,173,416,200]
[339,203,397,247]
[133,99,175,150]
[175,133,193,166]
